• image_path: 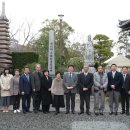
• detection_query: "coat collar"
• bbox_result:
[23,74,30,82]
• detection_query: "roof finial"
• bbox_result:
[1,2,5,16]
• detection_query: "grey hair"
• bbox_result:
[35,63,41,68]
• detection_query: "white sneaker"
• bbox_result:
[17,109,21,113]
[14,110,17,113]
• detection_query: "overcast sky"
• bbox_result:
[1,0,130,44]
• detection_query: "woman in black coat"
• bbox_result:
[41,70,52,113]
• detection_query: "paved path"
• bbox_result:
[0,95,129,130]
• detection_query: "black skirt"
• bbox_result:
[52,95,65,108]
[42,91,52,105]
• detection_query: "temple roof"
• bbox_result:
[104,55,130,67]
[119,19,130,31]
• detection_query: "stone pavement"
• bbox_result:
[0,95,129,130]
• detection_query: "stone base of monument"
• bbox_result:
[49,74,55,79]
[88,67,96,73]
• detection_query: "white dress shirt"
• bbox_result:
[112,71,116,78]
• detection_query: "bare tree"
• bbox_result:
[9,20,39,52]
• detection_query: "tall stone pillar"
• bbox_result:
[48,30,55,77]
[0,2,12,72]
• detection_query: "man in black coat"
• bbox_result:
[107,64,123,115]
[78,64,93,115]
[19,67,32,114]
[31,64,42,113]
[120,66,130,115]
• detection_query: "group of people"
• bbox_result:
[0,63,130,116]
[62,63,130,116]
[0,64,64,115]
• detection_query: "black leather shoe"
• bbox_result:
[65,111,69,114]
[55,112,58,115]
[126,112,129,116]
[86,111,91,115]
[120,111,125,114]
[56,110,60,113]
[43,112,47,114]
[78,112,84,115]
[115,112,118,115]
[34,110,38,114]
[38,109,42,112]
[23,111,26,114]
[100,112,103,115]
[109,112,113,115]
[72,111,75,114]
[26,110,32,113]
[95,112,99,116]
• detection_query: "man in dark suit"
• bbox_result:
[31,64,42,113]
[19,67,32,114]
[63,65,78,114]
[120,66,130,115]
[78,64,93,115]
[107,64,122,115]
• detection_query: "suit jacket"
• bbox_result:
[78,72,93,94]
[107,71,123,92]
[19,74,32,94]
[121,73,130,93]
[94,72,108,91]
[63,72,78,94]
[31,71,42,92]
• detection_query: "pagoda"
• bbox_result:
[119,19,130,31]
[0,2,12,72]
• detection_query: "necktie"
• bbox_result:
[69,73,72,78]
[122,74,126,88]
[38,72,41,79]
[26,75,29,81]
[123,74,126,81]
[38,72,42,84]
[100,73,103,85]
[112,72,115,78]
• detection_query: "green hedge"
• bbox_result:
[12,52,39,71]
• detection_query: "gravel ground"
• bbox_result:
[0,111,130,130]
[0,95,129,130]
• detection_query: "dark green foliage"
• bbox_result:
[12,52,39,72]
[93,34,114,64]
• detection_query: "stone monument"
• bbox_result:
[0,2,12,72]
[84,35,95,72]
[48,30,55,77]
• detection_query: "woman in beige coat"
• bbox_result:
[51,72,65,115]
[0,68,13,112]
